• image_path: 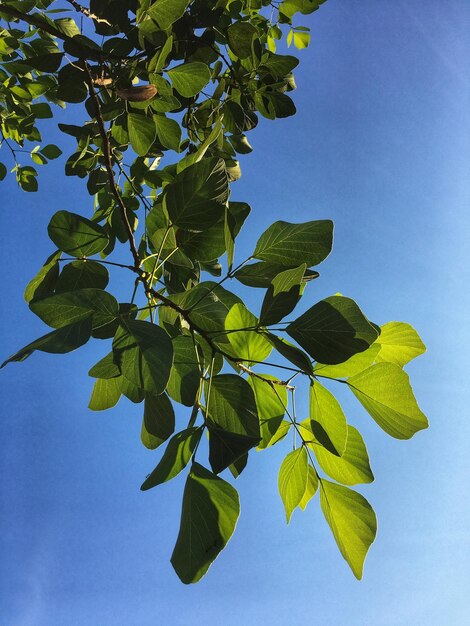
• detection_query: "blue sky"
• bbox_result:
[1,1,469,624]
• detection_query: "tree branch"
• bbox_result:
[83,62,141,268]
[65,0,112,25]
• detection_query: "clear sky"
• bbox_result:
[1,1,469,624]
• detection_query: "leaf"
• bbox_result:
[309,381,347,456]
[140,392,175,449]
[1,318,92,368]
[260,263,306,325]
[40,144,62,159]
[347,363,428,439]
[112,320,173,395]
[155,115,182,152]
[278,447,309,523]
[320,480,377,579]
[229,453,248,479]
[312,424,374,486]
[166,335,201,407]
[48,210,109,258]
[128,113,157,156]
[298,465,319,510]
[261,54,299,77]
[227,21,257,59]
[248,375,287,449]
[88,351,120,379]
[172,282,242,335]
[223,303,272,363]
[29,288,118,331]
[164,157,228,230]
[171,463,240,584]
[253,220,333,266]
[225,201,251,271]
[55,260,109,292]
[167,62,211,98]
[148,0,190,29]
[205,374,260,474]
[24,250,61,303]
[265,332,314,374]
[375,322,426,367]
[234,261,319,288]
[141,427,203,490]
[88,377,121,411]
[286,295,379,364]
[314,344,381,379]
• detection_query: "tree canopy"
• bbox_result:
[0,0,427,583]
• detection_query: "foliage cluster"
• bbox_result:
[0,0,427,583]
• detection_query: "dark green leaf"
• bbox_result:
[88,351,120,379]
[141,427,203,490]
[1,318,92,368]
[260,263,306,325]
[55,260,109,292]
[253,220,333,266]
[166,335,201,406]
[141,392,175,449]
[164,157,228,230]
[234,260,318,288]
[148,0,190,29]
[128,113,157,156]
[167,62,211,98]
[248,375,287,449]
[171,463,239,584]
[265,332,314,374]
[112,319,173,395]
[205,374,260,473]
[155,115,182,151]
[48,210,109,258]
[24,250,61,303]
[30,288,118,331]
[286,295,379,364]
[227,21,257,59]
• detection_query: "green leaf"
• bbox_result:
[253,220,333,266]
[128,113,157,156]
[24,250,61,303]
[141,427,203,490]
[223,303,272,363]
[309,380,347,456]
[286,295,379,364]
[140,392,175,449]
[177,221,226,262]
[88,377,121,411]
[55,260,109,292]
[375,322,426,367]
[261,54,299,77]
[172,282,242,335]
[260,263,306,325]
[224,201,251,271]
[171,463,240,584]
[155,115,182,152]
[48,210,109,258]
[298,465,319,510]
[167,62,211,98]
[148,0,190,28]
[314,344,381,379]
[278,447,309,523]
[205,374,260,474]
[30,288,118,331]
[234,261,319,288]
[320,480,377,579]
[166,336,201,407]
[265,332,314,374]
[229,453,248,479]
[227,21,257,59]
[40,144,62,159]
[88,351,120,379]
[312,424,374,486]
[164,157,228,230]
[1,318,92,368]
[248,375,287,449]
[293,31,310,49]
[112,320,173,395]
[347,363,428,439]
